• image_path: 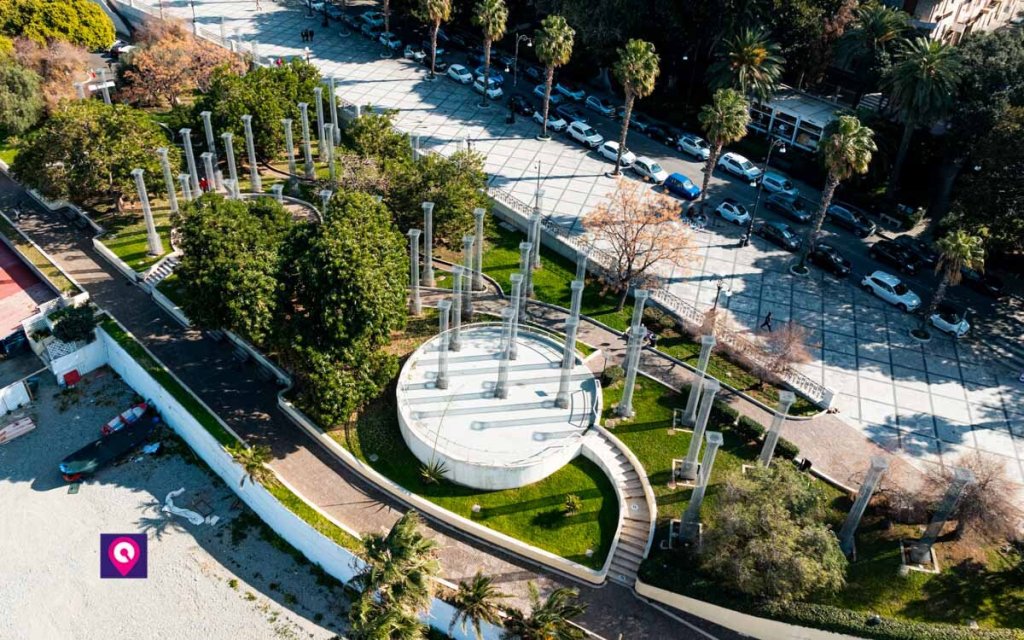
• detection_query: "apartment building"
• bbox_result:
[885,0,1023,43]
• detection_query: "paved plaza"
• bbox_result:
[137,0,1024,497]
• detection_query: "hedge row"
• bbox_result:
[711,402,801,461]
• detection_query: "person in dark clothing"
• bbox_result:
[760,311,773,332]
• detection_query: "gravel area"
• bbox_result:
[0,368,349,640]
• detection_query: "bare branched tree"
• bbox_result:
[584,179,694,310]
[752,322,812,387]
[930,452,1021,542]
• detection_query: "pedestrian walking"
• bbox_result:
[760,311,773,332]
[255,0,262,11]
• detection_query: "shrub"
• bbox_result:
[732,415,765,442]
[563,494,582,516]
[602,364,624,386]
[776,437,800,461]
[51,305,96,343]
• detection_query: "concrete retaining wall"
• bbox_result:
[50,338,107,383]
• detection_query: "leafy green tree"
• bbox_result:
[472,0,508,108]
[534,15,575,139]
[0,0,115,50]
[450,572,509,640]
[0,62,43,137]
[882,37,962,197]
[292,345,398,427]
[51,304,96,343]
[915,230,984,339]
[175,194,291,345]
[0,35,12,59]
[198,59,321,161]
[11,101,178,207]
[611,39,659,176]
[349,511,439,640]
[281,191,408,358]
[503,583,587,640]
[700,463,847,602]
[796,115,875,270]
[707,27,785,101]
[834,1,909,102]
[697,88,750,214]
[345,109,413,165]
[416,0,452,80]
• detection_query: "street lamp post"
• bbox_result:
[304,47,312,63]
[712,277,725,310]
[741,138,786,247]
[189,0,196,23]
[513,35,532,88]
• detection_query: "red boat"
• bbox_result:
[100,402,149,436]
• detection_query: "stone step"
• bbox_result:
[619,530,649,547]
[610,557,640,577]
[614,544,644,562]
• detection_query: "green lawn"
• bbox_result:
[321,314,619,571]
[0,140,17,166]
[447,221,818,416]
[156,273,186,307]
[616,375,1024,634]
[97,208,174,272]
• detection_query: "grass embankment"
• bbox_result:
[100,318,362,553]
[616,375,1024,635]
[442,221,818,416]
[0,215,80,295]
[323,312,619,570]
[95,206,174,272]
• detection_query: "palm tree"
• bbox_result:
[473,0,508,108]
[883,37,962,197]
[707,27,785,101]
[697,88,750,215]
[417,0,452,80]
[611,39,660,177]
[835,1,909,101]
[450,572,509,639]
[915,230,984,339]
[503,583,587,640]
[796,115,875,272]
[534,15,575,139]
[349,511,440,639]
[227,443,273,487]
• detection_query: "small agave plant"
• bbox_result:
[420,457,449,485]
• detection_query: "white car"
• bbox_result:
[533,84,564,105]
[566,121,603,148]
[677,134,710,160]
[598,141,636,167]
[533,110,567,132]
[361,10,385,27]
[378,32,402,50]
[632,156,669,184]
[929,303,970,338]
[861,271,921,312]
[447,64,473,84]
[555,82,586,101]
[473,77,503,99]
[760,171,798,197]
[585,95,615,117]
[404,45,426,62]
[715,198,751,225]
[717,152,763,182]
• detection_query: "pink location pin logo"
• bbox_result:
[107,536,141,576]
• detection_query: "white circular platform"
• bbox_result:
[396,323,601,490]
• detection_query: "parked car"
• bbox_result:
[930,302,970,338]
[826,203,876,238]
[508,95,533,116]
[717,152,763,182]
[474,65,504,85]
[869,239,921,275]
[566,121,603,148]
[598,141,636,167]
[961,267,1005,297]
[325,3,344,20]
[643,124,668,142]
[108,39,135,59]
[677,134,711,160]
[756,221,801,251]
[360,10,385,27]
[809,243,851,277]
[533,84,564,105]
[447,63,473,84]
[447,29,472,50]
[361,23,383,39]
[555,82,585,101]
[658,127,685,148]
[473,77,503,99]
[715,198,751,225]
[627,114,652,133]
[341,13,362,31]
[585,95,615,117]
[427,57,449,73]
[524,65,544,83]
[663,173,701,200]
[764,193,812,223]
[861,271,921,312]
[760,171,798,197]
[421,40,445,57]
[532,110,568,132]
[379,32,403,50]
[404,45,427,63]
[632,157,669,184]
[892,235,939,268]
[555,104,587,123]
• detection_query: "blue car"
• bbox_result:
[663,172,701,200]
[473,65,504,85]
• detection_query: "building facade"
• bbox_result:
[885,0,1023,43]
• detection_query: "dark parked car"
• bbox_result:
[826,203,876,238]
[524,65,544,83]
[643,124,668,141]
[341,13,362,30]
[325,3,344,19]
[508,95,533,116]
[756,221,801,252]
[555,104,586,123]
[892,235,939,268]
[809,243,852,277]
[764,193,812,223]
[961,267,1005,297]
[869,239,921,275]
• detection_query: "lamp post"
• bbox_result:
[304,47,311,63]
[189,0,196,23]
[742,138,786,247]
[712,277,725,310]
[513,35,532,87]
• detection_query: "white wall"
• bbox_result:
[0,380,31,415]
[50,338,106,384]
